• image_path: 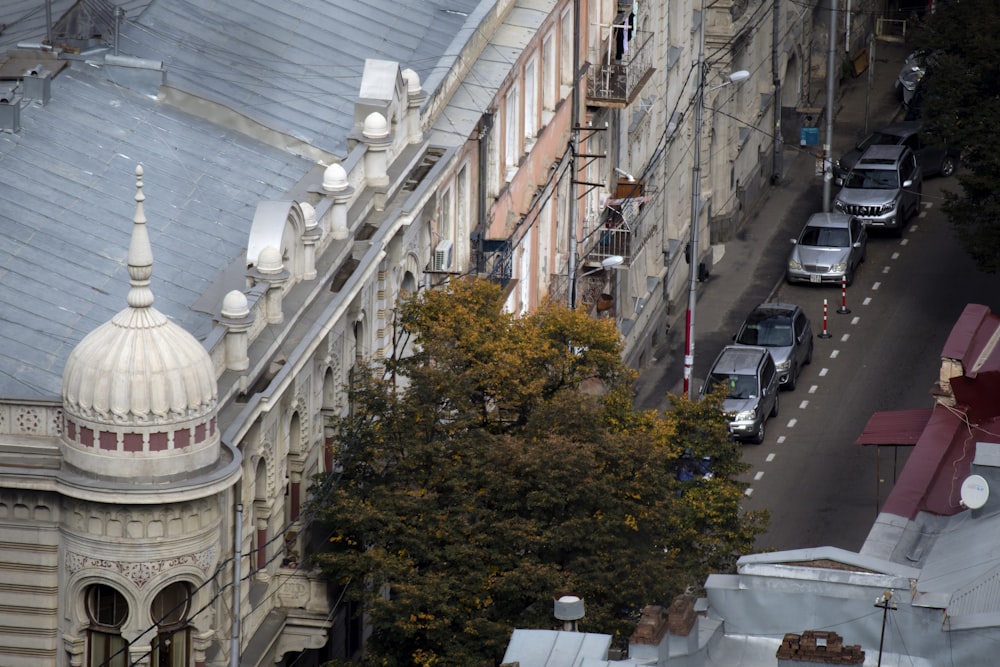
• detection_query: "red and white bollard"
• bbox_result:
[837,275,851,314]
[819,299,832,338]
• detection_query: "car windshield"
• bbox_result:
[844,168,899,189]
[737,320,794,347]
[706,373,758,399]
[799,225,850,248]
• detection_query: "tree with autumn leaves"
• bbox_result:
[310,279,767,666]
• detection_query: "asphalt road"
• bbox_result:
[738,176,1000,552]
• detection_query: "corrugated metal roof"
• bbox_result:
[0,0,495,401]
[855,408,933,446]
[120,0,484,158]
[0,67,312,399]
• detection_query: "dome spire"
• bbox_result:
[127,164,154,309]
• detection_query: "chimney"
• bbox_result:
[553,595,584,632]
[0,87,21,132]
[23,65,51,105]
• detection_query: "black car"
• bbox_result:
[833,121,958,181]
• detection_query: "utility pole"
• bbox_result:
[874,590,896,667]
[567,0,580,308]
[822,0,837,212]
[683,0,708,400]
[771,0,783,184]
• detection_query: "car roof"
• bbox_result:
[804,212,854,228]
[858,144,909,165]
[744,303,800,322]
[870,121,921,140]
[711,345,770,374]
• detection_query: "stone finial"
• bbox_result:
[362,111,389,140]
[322,163,349,193]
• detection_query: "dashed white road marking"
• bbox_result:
[830,349,840,359]
[891,252,900,260]
[776,436,786,445]
[808,385,818,394]
[872,282,881,290]
[851,316,860,325]
[745,488,754,497]
[863,296,872,305]
[799,400,809,409]
[786,418,797,428]
[819,368,829,377]
[766,453,776,462]
[840,333,850,342]
[882,265,891,274]
[900,238,909,246]
[754,471,765,481]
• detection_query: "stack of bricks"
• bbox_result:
[775,630,865,665]
[666,594,697,637]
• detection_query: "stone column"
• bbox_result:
[300,201,320,279]
[402,68,427,144]
[362,112,392,188]
[221,290,254,371]
[248,246,289,325]
[322,163,354,240]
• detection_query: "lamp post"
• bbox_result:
[683,39,749,399]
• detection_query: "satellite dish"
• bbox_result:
[960,474,990,509]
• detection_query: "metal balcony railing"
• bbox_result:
[586,30,655,108]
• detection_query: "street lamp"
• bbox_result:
[581,254,624,277]
[683,29,750,398]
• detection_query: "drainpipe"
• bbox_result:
[231,503,242,667]
[477,112,493,275]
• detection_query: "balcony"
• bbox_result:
[586,29,655,108]
[580,179,652,266]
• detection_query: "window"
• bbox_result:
[524,56,538,143]
[87,584,129,667]
[439,186,453,242]
[456,164,470,230]
[542,32,556,120]
[151,582,192,667]
[560,7,573,90]
[504,88,520,180]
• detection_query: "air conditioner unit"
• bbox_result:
[432,239,454,271]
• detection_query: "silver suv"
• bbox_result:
[834,144,922,234]
[701,345,779,444]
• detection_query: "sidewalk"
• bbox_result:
[633,39,912,410]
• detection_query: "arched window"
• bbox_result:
[150,581,192,667]
[86,583,128,667]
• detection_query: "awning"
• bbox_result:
[855,408,934,446]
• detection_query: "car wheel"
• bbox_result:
[770,392,779,418]
[786,364,798,391]
[939,156,957,178]
[752,420,765,445]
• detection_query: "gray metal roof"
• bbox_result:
[0,0,493,401]
[120,0,484,158]
[0,66,312,400]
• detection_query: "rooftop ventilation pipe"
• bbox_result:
[0,87,22,133]
[554,595,585,632]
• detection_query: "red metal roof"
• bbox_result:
[855,408,933,446]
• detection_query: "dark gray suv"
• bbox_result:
[834,144,923,235]
[702,345,779,444]
[733,303,813,390]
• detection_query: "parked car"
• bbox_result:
[834,144,923,235]
[733,303,814,390]
[896,49,934,107]
[701,345,779,444]
[833,121,957,180]
[786,212,867,286]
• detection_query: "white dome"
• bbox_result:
[322,163,348,192]
[61,167,219,480]
[363,112,389,139]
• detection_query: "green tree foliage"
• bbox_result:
[910,0,1000,271]
[311,279,767,666]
